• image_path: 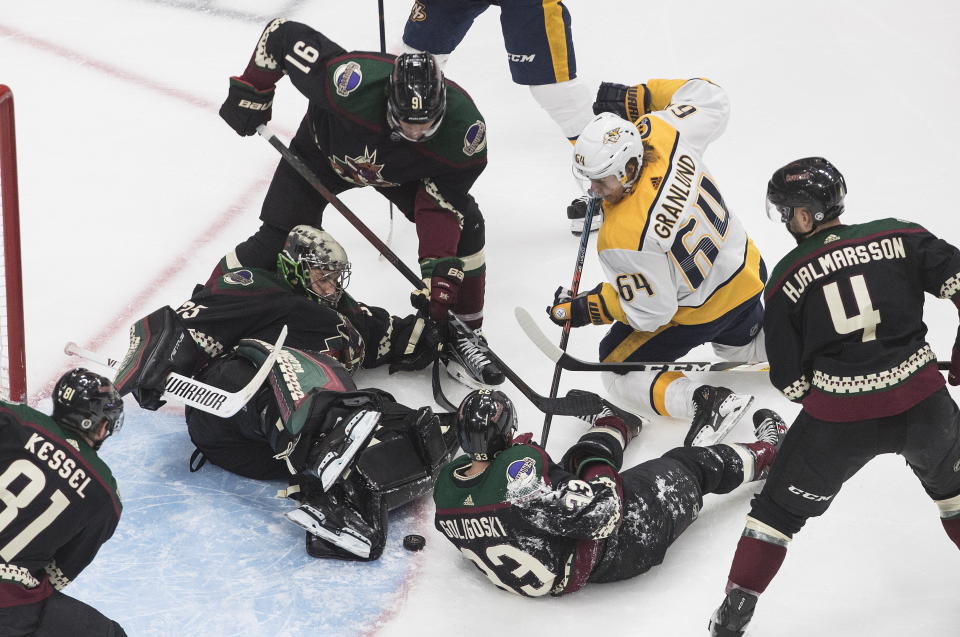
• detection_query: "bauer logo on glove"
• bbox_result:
[547,283,618,328]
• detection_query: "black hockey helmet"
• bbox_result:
[277,225,351,306]
[386,53,446,142]
[455,389,517,462]
[52,368,124,449]
[766,157,847,227]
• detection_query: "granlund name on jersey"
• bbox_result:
[597,78,764,334]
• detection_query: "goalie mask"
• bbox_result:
[277,225,352,306]
[456,390,518,462]
[766,157,847,235]
[387,53,446,142]
[52,368,125,450]
[572,112,643,197]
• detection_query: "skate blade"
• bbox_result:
[691,394,755,447]
[319,411,380,492]
[285,504,372,558]
[442,359,494,391]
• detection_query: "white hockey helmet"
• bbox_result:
[572,112,643,193]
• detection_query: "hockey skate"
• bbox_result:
[745,408,788,481]
[567,389,647,440]
[285,494,375,559]
[568,195,603,236]
[442,328,505,388]
[753,408,788,449]
[708,588,758,637]
[303,409,380,492]
[685,385,754,447]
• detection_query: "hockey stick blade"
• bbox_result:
[515,307,953,373]
[64,326,288,418]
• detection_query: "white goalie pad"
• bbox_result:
[312,409,381,492]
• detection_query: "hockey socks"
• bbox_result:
[727,517,791,595]
[936,493,960,549]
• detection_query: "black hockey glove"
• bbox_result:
[547,283,616,328]
[114,306,201,410]
[593,81,645,121]
[559,416,633,477]
[950,325,960,386]
[388,314,442,374]
[219,77,275,136]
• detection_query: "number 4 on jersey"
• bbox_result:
[823,274,881,342]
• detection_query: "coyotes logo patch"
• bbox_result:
[330,147,399,186]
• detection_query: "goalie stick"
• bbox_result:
[256,125,609,417]
[64,326,288,418]
[515,307,954,373]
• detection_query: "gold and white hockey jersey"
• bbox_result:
[594,79,764,345]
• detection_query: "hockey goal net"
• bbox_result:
[0,85,27,402]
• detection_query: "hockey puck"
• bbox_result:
[403,534,426,551]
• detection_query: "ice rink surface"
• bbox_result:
[2,1,960,635]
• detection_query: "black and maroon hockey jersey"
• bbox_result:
[764,218,960,421]
[0,403,121,607]
[174,266,410,373]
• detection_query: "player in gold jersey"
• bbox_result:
[548,78,767,446]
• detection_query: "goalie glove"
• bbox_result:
[547,283,617,328]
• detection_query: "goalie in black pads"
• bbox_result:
[0,369,126,636]
[114,225,457,560]
[432,390,786,596]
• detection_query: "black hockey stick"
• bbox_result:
[541,195,600,446]
[516,307,954,373]
[256,126,607,416]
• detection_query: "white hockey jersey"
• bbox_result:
[594,79,764,355]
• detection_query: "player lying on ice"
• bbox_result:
[547,77,768,446]
[432,389,786,596]
[112,225,458,561]
[217,17,503,387]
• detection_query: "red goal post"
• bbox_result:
[0,85,27,402]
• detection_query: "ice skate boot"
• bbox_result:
[708,588,758,637]
[742,408,788,481]
[567,195,603,236]
[442,328,504,387]
[685,385,754,447]
[285,493,375,559]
